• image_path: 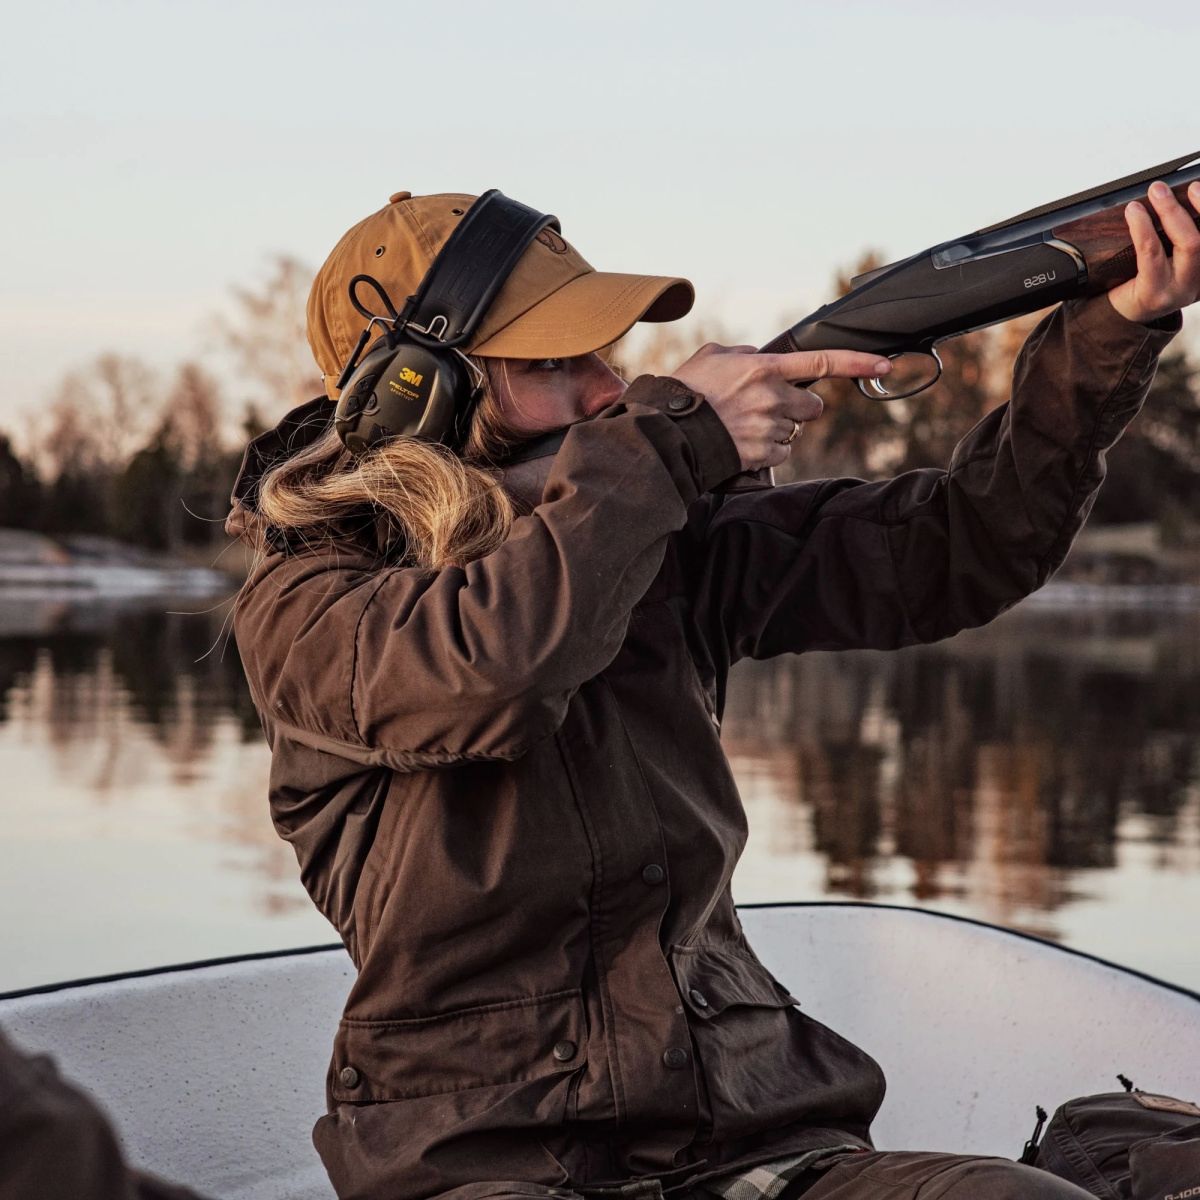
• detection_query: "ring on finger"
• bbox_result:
[777,420,801,446]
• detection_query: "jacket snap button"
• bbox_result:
[663,1047,690,1070]
[667,395,691,412]
[641,864,666,886]
[552,1040,577,1062]
[688,988,710,1009]
[339,1066,361,1088]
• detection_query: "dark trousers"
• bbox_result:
[564,1152,1094,1200]
[791,1150,1093,1199]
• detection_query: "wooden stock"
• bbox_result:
[1054,180,1199,295]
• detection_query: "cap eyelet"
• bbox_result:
[451,208,464,215]
[374,245,385,257]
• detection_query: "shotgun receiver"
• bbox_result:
[761,150,1200,400]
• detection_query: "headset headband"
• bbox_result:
[333,189,562,456]
[400,189,560,349]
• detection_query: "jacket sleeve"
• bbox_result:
[690,295,1180,667]
[233,379,741,770]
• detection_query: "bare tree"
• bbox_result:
[37,379,111,534]
[169,362,225,471]
[162,362,232,547]
[40,380,104,482]
[91,354,156,467]
[38,355,156,479]
[215,255,323,408]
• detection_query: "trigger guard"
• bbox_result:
[856,348,944,402]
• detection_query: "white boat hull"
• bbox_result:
[2,903,1197,1200]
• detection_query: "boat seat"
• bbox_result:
[1,903,1197,1199]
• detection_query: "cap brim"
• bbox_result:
[468,272,694,359]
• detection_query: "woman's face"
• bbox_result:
[488,353,627,437]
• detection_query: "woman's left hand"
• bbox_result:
[1107,179,1200,325]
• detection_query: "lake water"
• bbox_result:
[2,591,1198,995]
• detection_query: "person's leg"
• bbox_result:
[797,1150,1094,1199]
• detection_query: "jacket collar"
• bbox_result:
[225,397,334,545]
[230,397,333,509]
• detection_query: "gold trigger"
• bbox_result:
[857,346,944,401]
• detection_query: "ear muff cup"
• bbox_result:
[334,339,474,455]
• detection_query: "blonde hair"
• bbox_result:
[254,360,524,569]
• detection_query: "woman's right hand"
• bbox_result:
[670,343,893,471]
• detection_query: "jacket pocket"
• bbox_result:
[671,942,799,1015]
[671,943,883,1142]
[332,988,587,1102]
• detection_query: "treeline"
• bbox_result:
[1,253,1197,554]
[0,258,321,554]
[0,359,259,551]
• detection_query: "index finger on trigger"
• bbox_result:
[763,349,892,382]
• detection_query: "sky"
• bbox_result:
[2,0,1198,432]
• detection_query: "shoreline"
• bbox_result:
[0,562,232,598]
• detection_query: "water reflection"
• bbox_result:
[0,596,335,992]
[723,606,1200,955]
[1,596,1198,991]
[0,597,260,751]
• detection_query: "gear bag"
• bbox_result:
[1020,1081,1200,1200]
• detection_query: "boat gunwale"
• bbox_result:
[3,901,1197,1005]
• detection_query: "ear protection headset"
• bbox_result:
[332,190,559,456]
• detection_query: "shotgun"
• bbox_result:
[761,150,1200,400]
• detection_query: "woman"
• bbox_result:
[229,183,1199,1200]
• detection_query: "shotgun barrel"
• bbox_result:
[762,151,1200,401]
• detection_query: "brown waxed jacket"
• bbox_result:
[229,296,1177,1200]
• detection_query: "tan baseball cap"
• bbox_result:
[307,190,695,399]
